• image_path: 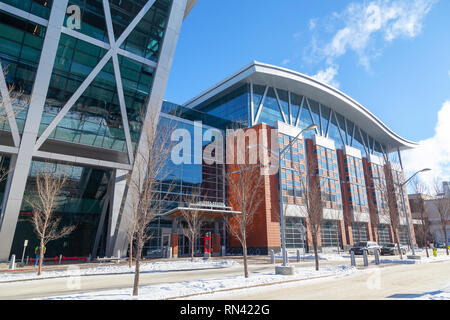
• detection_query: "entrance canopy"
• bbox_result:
[162,202,241,220]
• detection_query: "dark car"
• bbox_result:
[349,241,381,255]
[380,243,407,255]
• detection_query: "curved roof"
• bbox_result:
[183,61,418,152]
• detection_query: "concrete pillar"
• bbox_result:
[0,0,69,261]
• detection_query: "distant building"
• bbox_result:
[409,182,450,246]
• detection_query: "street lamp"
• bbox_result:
[399,168,431,259]
[278,124,318,271]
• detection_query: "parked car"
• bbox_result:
[435,242,445,248]
[380,243,407,255]
[349,241,381,255]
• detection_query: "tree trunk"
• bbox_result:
[425,245,429,258]
[394,229,403,260]
[243,240,248,278]
[129,238,133,268]
[133,246,142,296]
[443,228,449,256]
[312,234,319,271]
[38,240,44,276]
[191,235,195,262]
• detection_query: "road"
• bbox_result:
[208,261,450,300]
[0,257,448,300]
[0,258,333,300]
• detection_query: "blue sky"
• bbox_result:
[165,0,450,186]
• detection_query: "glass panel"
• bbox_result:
[48,59,128,152]
[276,88,289,123]
[352,126,366,155]
[307,99,321,134]
[1,0,53,19]
[0,10,47,133]
[252,84,265,111]
[290,92,303,126]
[40,34,107,136]
[65,0,108,42]
[117,0,172,62]
[328,113,343,149]
[11,161,112,258]
[321,104,331,136]
[118,55,154,149]
[258,87,283,127]
[199,85,248,127]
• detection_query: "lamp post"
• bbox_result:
[399,168,431,259]
[277,124,318,271]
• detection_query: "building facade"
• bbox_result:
[0,2,420,261]
[0,0,197,261]
[181,62,419,254]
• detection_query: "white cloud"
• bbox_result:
[281,59,291,66]
[402,100,450,190]
[309,19,317,31]
[311,65,340,88]
[309,0,437,85]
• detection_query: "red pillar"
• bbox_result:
[171,234,178,258]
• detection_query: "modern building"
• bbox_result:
[0,0,197,261]
[175,61,419,254]
[409,183,450,247]
[0,1,420,262]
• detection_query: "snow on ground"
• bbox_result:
[0,259,239,283]
[40,265,358,300]
[413,285,450,300]
[371,252,450,265]
[275,252,349,261]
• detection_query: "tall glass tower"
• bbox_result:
[0,0,197,261]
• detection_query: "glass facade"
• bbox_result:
[343,155,369,214]
[10,161,111,258]
[285,217,306,249]
[154,114,225,214]
[351,222,369,242]
[0,0,187,261]
[377,224,392,245]
[2,0,53,19]
[321,220,341,248]
[194,84,249,127]
[313,145,342,210]
[248,85,387,158]
[0,9,47,133]
[279,133,306,205]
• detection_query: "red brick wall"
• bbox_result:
[227,123,281,250]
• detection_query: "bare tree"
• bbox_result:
[411,178,431,257]
[299,159,324,271]
[377,160,404,259]
[178,188,205,262]
[226,133,265,278]
[433,179,449,255]
[0,65,27,126]
[127,114,175,296]
[26,163,76,276]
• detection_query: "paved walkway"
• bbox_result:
[205,260,450,300]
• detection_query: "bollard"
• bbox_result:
[88,254,91,262]
[363,250,369,267]
[9,254,15,270]
[350,251,356,267]
[296,249,301,262]
[270,249,275,264]
[26,256,29,265]
[374,249,380,265]
[59,254,62,264]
